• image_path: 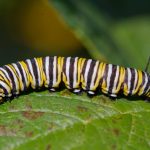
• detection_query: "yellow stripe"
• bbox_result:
[101,63,107,92]
[94,62,103,90]
[90,61,99,91]
[61,57,66,85]
[138,72,146,96]
[147,92,150,98]
[80,58,86,89]
[8,64,22,92]
[0,78,11,95]
[75,57,82,88]
[123,70,128,96]
[0,70,10,86]
[57,56,62,85]
[19,61,30,87]
[116,67,125,93]
[133,70,142,95]
[61,57,69,88]
[37,57,45,87]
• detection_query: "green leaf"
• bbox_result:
[50,1,150,69]
[0,90,150,150]
[110,17,150,70]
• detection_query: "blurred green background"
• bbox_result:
[0,0,150,70]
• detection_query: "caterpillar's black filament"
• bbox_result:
[0,56,149,102]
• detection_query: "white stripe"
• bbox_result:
[133,69,138,94]
[112,66,119,94]
[90,61,99,90]
[141,72,148,94]
[0,81,11,96]
[19,62,28,87]
[127,68,132,94]
[0,67,11,82]
[12,63,24,91]
[53,56,57,85]
[0,67,13,94]
[84,59,92,85]
[5,65,19,94]
[73,57,78,88]
[106,64,113,90]
[66,57,71,86]
[26,59,36,87]
[45,56,50,84]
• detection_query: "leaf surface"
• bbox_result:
[0,90,150,150]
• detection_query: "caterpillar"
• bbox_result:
[0,56,149,102]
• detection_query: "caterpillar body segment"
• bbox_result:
[0,56,149,102]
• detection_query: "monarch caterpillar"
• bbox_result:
[0,56,149,102]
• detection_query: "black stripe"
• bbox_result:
[56,57,58,84]
[31,59,39,88]
[76,58,79,85]
[10,64,22,91]
[93,61,100,85]
[81,59,88,79]
[116,66,123,92]
[0,82,10,96]
[143,73,150,94]
[16,62,27,91]
[49,57,54,87]
[123,68,128,91]
[141,71,146,87]
[42,57,46,77]
[42,57,49,84]
[129,68,135,95]
[134,70,139,93]
[25,59,37,88]
[0,68,11,83]
[99,63,104,87]
[69,57,75,89]
[3,66,16,94]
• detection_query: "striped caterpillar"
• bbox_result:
[0,56,149,102]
